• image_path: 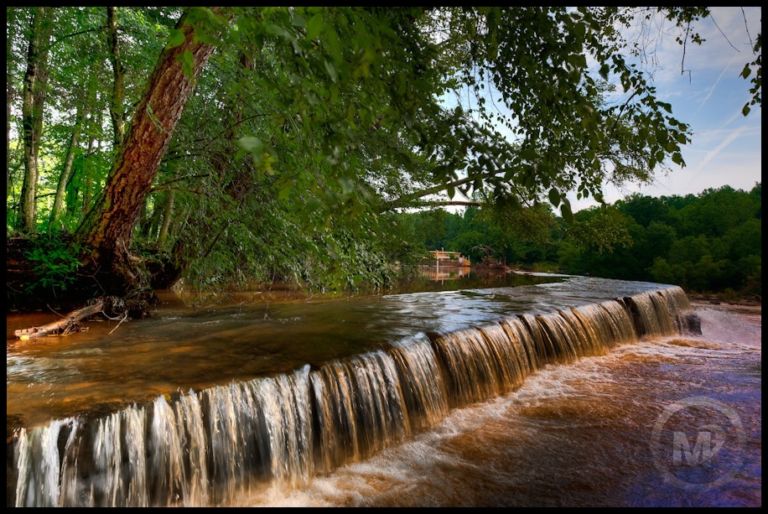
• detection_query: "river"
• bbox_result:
[6,271,761,507]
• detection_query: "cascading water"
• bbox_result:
[9,286,697,507]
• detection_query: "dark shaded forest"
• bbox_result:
[398,184,762,298]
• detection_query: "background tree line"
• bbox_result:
[397,184,762,298]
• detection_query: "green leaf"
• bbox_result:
[548,187,560,206]
[264,22,292,40]
[520,146,537,162]
[167,28,185,49]
[621,75,630,92]
[572,20,586,40]
[594,190,605,204]
[306,13,323,39]
[740,63,751,79]
[278,183,292,201]
[599,63,610,80]
[560,199,573,222]
[742,104,751,117]
[568,53,587,69]
[238,136,263,153]
[323,26,342,64]
[324,60,337,82]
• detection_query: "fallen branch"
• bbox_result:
[14,299,105,340]
[108,312,129,335]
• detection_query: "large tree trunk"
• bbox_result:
[76,8,224,291]
[50,102,85,227]
[18,7,54,233]
[106,6,125,147]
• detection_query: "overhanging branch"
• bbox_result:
[380,170,500,211]
[408,200,483,208]
[41,27,101,52]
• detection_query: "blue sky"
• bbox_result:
[568,6,762,211]
[438,7,761,212]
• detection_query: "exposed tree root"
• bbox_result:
[7,235,178,317]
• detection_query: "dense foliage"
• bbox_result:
[5,7,760,296]
[398,185,762,297]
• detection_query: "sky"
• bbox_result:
[568,6,762,211]
[439,7,762,212]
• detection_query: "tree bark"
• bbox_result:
[78,8,223,266]
[19,7,54,233]
[106,6,126,147]
[50,102,85,227]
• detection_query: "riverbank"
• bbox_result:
[688,292,762,308]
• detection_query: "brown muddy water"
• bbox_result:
[6,272,762,507]
[244,303,760,508]
[7,271,559,430]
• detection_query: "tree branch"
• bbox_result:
[609,89,640,134]
[383,172,498,211]
[41,27,101,52]
[681,21,691,78]
[192,112,272,149]
[408,200,483,208]
[741,8,754,49]
[710,12,740,53]
[14,299,104,340]
[150,173,210,192]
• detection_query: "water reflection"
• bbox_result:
[418,265,471,282]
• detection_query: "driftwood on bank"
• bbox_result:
[14,299,104,340]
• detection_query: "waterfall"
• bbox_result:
[9,286,695,507]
